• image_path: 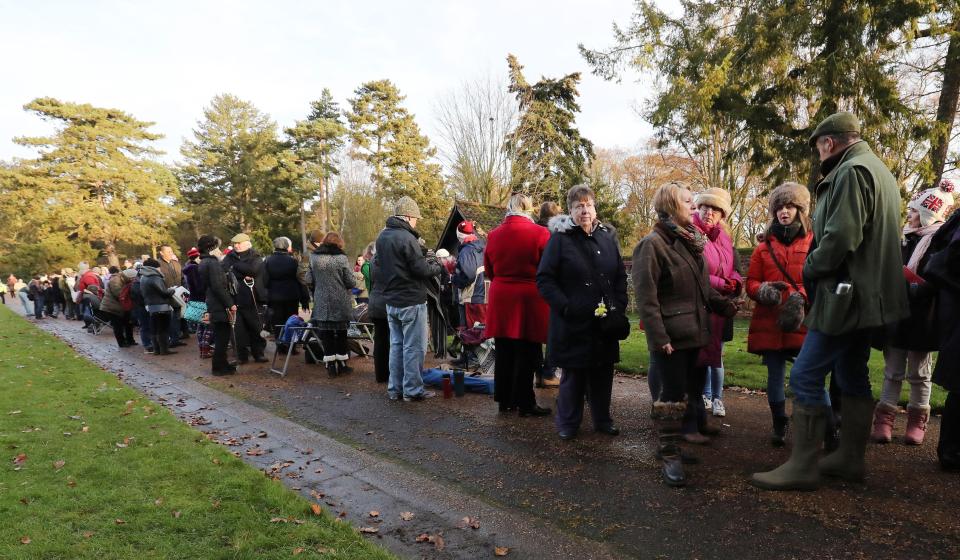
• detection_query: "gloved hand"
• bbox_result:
[755,281,787,306]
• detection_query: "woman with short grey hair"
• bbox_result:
[264,235,310,353]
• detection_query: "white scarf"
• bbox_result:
[903,222,943,272]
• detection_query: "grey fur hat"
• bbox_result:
[767,182,812,233]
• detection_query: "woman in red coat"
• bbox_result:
[484,193,552,416]
[746,182,814,446]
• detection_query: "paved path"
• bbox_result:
[26,309,960,559]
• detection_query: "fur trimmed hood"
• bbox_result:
[547,214,611,234]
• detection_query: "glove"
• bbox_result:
[755,282,786,306]
[728,279,743,297]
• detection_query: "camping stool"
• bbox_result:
[270,324,324,377]
[346,321,375,357]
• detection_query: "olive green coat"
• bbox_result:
[804,141,909,335]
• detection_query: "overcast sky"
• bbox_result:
[0,0,659,165]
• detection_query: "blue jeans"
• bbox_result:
[386,303,428,398]
[133,306,152,349]
[789,328,872,407]
[702,344,725,401]
[764,351,790,404]
[18,292,34,316]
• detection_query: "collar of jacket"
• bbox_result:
[385,215,421,238]
[547,214,605,235]
[314,243,345,256]
[817,140,867,192]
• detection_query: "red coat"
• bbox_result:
[483,216,551,343]
[746,232,813,354]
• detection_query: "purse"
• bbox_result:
[183,300,208,323]
[765,238,807,332]
[571,235,631,341]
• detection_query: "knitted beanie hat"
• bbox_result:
[456,220,475,243]
[908,179,955,227]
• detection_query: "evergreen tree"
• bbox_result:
[346,80,446,242]
[0,97,178,271]
[504,54,594,206]
[286,89,347,231]
[179,94,306,249]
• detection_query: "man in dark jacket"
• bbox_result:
[221,233,268,363]
[752,112,910,491]
[375,196,442,401]
[264,236,310,352]
[198,235,237,375]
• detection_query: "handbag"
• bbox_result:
[571,236,631,341]
[765,238,806,332]
[183,300,208,323]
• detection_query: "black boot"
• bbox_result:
[770,400,789,447]
[324,357,338,377]
[337,355,353,374]
[156,335,176,356]
[653,401,687,487]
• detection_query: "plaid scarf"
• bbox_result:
[659,213,706,255]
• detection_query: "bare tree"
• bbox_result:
[433,75,517,205]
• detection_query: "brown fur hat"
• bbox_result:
[767,182,812,233]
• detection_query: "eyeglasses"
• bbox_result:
[700,206,724,214]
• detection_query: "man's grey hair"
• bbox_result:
[824,131,861,147]
[273,236,292,251]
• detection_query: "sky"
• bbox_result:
[0,0,659,165]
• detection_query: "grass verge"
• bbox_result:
[0,305,394,559]
[617,316,946,410]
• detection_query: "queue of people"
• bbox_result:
[5,110,959,488]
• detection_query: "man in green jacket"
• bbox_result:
[752,112,909,491]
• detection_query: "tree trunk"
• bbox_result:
[930,16,960,188]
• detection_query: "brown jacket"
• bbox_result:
[158,258,182,289]
[632,224,736,352]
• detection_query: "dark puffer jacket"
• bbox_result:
[367,253,386,321]
[264,250,309,306]
[374,216,441,309]
[536,216,628,368]
[221,248,266,308]
[926,211,960,392]
[139,266,174,309]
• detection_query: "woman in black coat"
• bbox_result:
[367,246,390,383]
[198,235,237,375]
[537,184,629,441]
[926,210,960,470]
[264,236,310,352]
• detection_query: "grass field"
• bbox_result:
[0,305,394,559]
[616,316,947,410]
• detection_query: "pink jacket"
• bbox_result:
[693,213,742,291]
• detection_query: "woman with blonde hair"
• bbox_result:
[632,183,738,486]
[310,232,357,376]
[485,193,553,416]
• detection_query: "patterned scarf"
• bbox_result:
[659,213,706,255]
[903,221,943,272]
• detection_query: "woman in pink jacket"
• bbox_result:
[692,188,742,421]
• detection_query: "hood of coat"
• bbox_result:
[139,266,162,278]
[314,243,345,256]
[547,214,608,235]
[385,215,420,238]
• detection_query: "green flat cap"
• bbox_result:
[230,233,251,244]
[808,111,861,146]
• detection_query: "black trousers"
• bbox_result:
[150,311,171,352]
[105,310,134,346]
[494,338,541,411]
[555,364,615,432]
[233,306,266,359]
[268,301,299,340]
[938,391,960,465]
[652,348,707,433]
[211,320,233,371]
[372,317,389,383]
[320,329,348,357]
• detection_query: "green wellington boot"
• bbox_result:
[819,395,874,482]
[750,402,829,491]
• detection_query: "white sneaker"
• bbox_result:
[712,399,726,417]
[702,395,712,410]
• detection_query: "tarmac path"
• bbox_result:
[27,309,960,559]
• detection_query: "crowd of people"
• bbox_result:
[6,112,960,489]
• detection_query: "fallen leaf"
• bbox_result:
[67,479,76,487]
[13,453,27,465]
[337,511,346,518]
[293,547,305,555]
[368,510,380,518]
[310,504,322,516]
[270,517,286,523]
[8,410,22,415]
[114,519,126,525]
[460,516,481,530]
[82,531,94,538]
[309,490,325,500]
[154,498,164,506]
[494,546,510,556]
[358,527,378,534]
[400,511,414,521]
[115,442,128,448]
[172,511,181,518]
[19,498,28,505]
[81,426,90,433]
[433,534,445,551]
[212,458,221,465]
[212,499,221,509]
[53,459,65,470]
[20,536,30,544]
[416,534,430,543]
[257,431,268,438]
[246,447,265,456]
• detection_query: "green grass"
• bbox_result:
[0,305,395,560]
[617,316,947,410]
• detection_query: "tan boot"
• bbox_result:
[819,395,874,482]
[750,402,829,491]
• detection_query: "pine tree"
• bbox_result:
[505,54,594,206]
[346,80,447,242]
[1,97,178,271]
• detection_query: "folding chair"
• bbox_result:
[346,321,375,357]
[269,324,324,376]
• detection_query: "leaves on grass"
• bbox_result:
[82,426,90,433]
[82,531,94,539]
[246,447,265,456]
[358,526,379,534]
[293,547,305,555]
[400,511,414,521]
[67,478,76,487]
[13,453,27,465]
[154,498,164,506]
[309,490,325,500]
[20,536,31,544]
[494,546,510,556]
[53,459,65,470]
[8,410,22,415]
[114,519,126,525]
[270,517,305,525]
[459,516,481,529]
[310,504,322,516]
[172,511,181,518]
